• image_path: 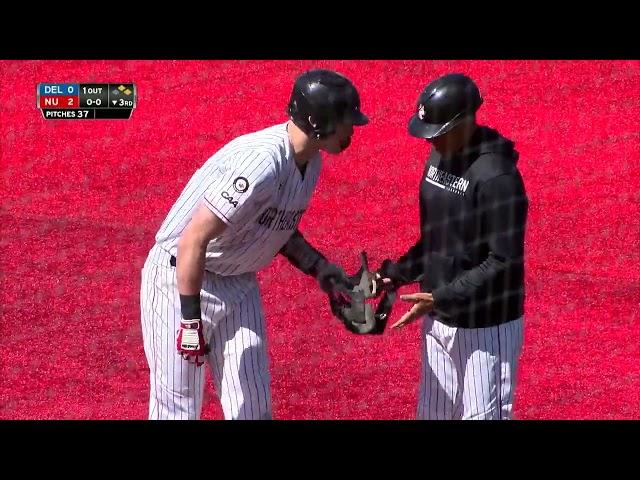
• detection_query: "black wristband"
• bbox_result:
[179,294,201,320]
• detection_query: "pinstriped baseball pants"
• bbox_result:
[140,245,272,420]
[417,314,524,420]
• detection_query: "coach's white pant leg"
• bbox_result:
[140,249,206,420]
[417,316,459,420]
[457,317,524,420]
[205,275,272,420]
[496,317,524,419]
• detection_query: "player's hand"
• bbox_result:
[391,293,434,329]
[176,319,208,367]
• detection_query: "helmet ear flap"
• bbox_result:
[308,115,331,139]
[287,95,328,139]
[307,114,336,140]
[307,116,319,138]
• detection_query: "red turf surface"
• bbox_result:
[1,60,639,420]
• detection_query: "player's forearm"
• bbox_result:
[279,229,354,295]
[175,205,229,319]
[175,236,208,320]
[176,203,229,307]
[176,237,208,296]
[278,229,327,276]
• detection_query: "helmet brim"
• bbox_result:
[408,113,473,140]
[408,114,448,139]
[349,110,369,126]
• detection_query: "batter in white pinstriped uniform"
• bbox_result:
[140,69,369,419]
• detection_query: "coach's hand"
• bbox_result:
[375,259,407,292]
[376,276,396,292]
[176,319,208,367]
[392,293,434,329]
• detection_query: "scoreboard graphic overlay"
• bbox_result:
[37,83,137,119]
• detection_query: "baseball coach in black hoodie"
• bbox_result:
[376,73,529,420]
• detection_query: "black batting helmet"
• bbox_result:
[287,69,369,139]
[408,73,483,140]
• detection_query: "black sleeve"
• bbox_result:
[278,229,327,277]
[380,238,425,286]
[432,173,528,309]
[380,185,428,286]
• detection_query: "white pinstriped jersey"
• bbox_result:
[155,123,321,276]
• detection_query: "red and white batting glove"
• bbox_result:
[176,319,207,367]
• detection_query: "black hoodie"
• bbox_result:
[385,126,529,328]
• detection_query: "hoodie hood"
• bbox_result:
[473,126,519,164]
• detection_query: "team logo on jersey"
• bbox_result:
[257,207,305,231]
[221,191,238,208]
[425,165,469,196]
[233,177,249,193]
[418,104,426,121]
